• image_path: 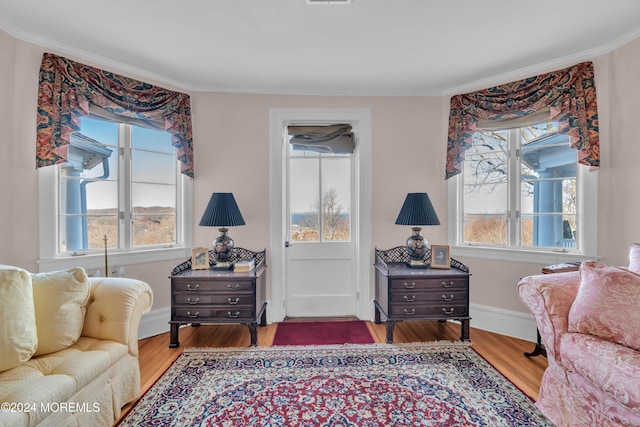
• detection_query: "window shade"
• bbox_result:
[288,124,354,154]
[475,107,551,131]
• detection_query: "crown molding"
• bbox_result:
[444,26,640,97]
[0,21,194,92]
[3,19,639,97]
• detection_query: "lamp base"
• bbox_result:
[406,226,428,268]
[213,227,234,269]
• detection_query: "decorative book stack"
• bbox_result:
[234,259,255,272]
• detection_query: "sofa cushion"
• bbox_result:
[32,268,90,356]
[0,265,38,372]
[568,261,640,351]
[560,332,640,413]
[629,243,640,274]
[0,337,131,426]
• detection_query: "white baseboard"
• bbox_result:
[138,303,539,343]
[469,303,537,342]
[139,306,171,340]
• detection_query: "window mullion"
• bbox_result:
[120,124,132,251]
[318,156,323,241]
[507,129,520,247]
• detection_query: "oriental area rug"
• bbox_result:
[272,320,375,346]
[119,343,552,427]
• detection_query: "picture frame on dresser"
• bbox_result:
[430,245,450,269]
[191,247,210,270]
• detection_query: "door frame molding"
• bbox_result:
[269,108,372,323]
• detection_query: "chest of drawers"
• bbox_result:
[169,248,267,347]
[374,247,471,343]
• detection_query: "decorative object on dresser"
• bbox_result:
[191,246,210,270]
[198,192,246,270]
[430,245,450,269]
[233,258,255,272]
[169,247,267,347]
[394,193,441,268]
[374,246,470,343]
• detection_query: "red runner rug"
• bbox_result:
[272,320,375,346]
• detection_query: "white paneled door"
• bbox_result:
[284,126,357,317]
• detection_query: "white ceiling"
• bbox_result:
[1,0,639,96]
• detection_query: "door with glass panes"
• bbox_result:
[284,124,357,317]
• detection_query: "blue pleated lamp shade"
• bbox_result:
[199,193,245,267]
[199,193,246,227]
[394,193,440,226]
[395,193,440,265]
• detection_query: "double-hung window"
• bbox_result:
[39,115,192,270]
[450,121,597,262]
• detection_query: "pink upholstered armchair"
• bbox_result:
[518,246,640,427]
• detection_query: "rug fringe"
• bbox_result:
[183,340,471,353]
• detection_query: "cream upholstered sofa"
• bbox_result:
[0,265,153,427]
[518,245,640,427]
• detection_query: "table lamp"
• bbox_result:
[199,193,245,269]
[395,192,440,267]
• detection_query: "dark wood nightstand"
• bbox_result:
[169,248,267,347]
[373,247,471,344]
[524,261,581,358]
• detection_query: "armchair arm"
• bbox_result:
[518,271,580,362]
[82,277,153,357]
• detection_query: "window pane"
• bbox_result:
[520,131,577,249]
[462,130,508,245]
[290,158,319,242]
[131,126,176,247]
[59,117,119,253]
[132,183,176,247]
[132,126,175,154]
[321,158,350,241]
[463,182,508,245]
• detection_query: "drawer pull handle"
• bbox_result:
[187,297,200,305]
[187,283,199,291]
[227,284,240,291]
[403,282,416,289]
[442,308,455,315]
[403,295,416,302]
[403,308,415,315]
[228,297,240,305]
[187,311,199,318]
[227,311,240,318]
[442,294,454,302]
[442,281,454,288]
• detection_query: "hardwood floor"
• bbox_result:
[125,320,547,420]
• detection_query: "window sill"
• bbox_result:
[37,246,191,273]
[450,245,599,266]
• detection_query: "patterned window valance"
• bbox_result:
[36,53,194,178]
[446,61,600,180]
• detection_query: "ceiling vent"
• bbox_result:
[306,0,352,5]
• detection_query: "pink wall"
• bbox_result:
[190,92,448,252]
[599,37,640,265]
[1,29,638,318]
